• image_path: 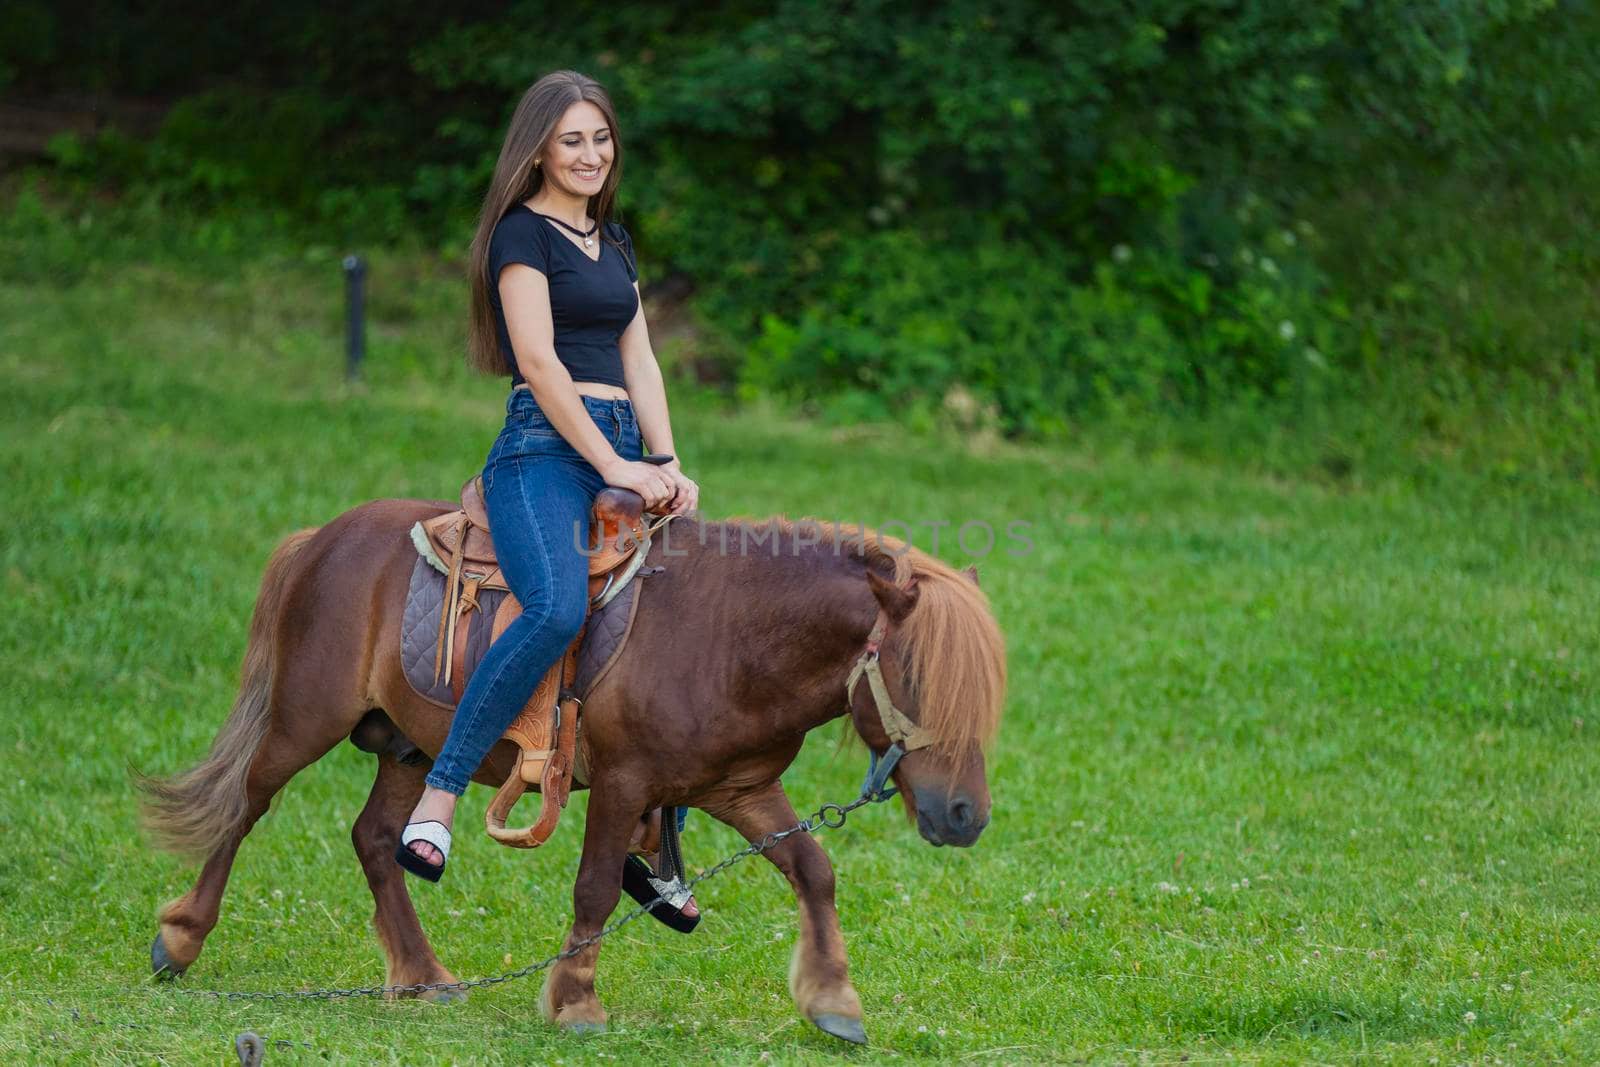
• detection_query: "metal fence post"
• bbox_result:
[342,254,366,381]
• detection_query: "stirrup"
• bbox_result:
[395,820,452,883]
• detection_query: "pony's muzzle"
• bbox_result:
[912,788,988,847]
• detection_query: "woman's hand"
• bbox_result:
[601,458,678,512]
[661,463,699,516]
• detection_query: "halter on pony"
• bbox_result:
[846,612,936,800]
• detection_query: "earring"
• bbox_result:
[534,159,542,168]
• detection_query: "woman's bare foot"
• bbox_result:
[404,785,459,868]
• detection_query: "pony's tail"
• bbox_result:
[134,528,318,859]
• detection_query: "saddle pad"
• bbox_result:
[400,557,512,707]
[573,573,642,700]
[400,556,644,710]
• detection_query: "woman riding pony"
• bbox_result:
[395,70,702,929]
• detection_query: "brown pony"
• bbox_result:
[138,498,1007,1043]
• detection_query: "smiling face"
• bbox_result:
[537,100,614,200]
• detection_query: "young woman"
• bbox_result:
[396,70,701,927]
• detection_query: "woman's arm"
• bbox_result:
[620,290,699,515]
[619,299,674,460]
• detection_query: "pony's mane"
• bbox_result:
[718,515,1007,754]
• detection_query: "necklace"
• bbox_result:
[530,210,597,248]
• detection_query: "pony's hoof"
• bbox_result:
[811,1012,868,1045]
[235,1032,265,1067]
[560,1020,608,1035]
[419,986,468,1005]
[151,934,185,980]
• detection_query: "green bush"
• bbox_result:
[737,206,1339,439]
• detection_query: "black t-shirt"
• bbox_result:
[486,204,640,387]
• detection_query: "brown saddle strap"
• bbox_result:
[434,515,471,688]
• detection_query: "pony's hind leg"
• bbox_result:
[704,781,867,1045]
[140,527,335,977]
[152,835,247,977]
[351,749,464,1002]
[151,720,348,977]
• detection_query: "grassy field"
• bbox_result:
[1,241,1598,1065]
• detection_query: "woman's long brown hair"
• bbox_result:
[465,70,627,375]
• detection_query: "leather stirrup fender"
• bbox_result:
[484,638,582,848]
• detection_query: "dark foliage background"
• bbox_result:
[3,0,1595,474]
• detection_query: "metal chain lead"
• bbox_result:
[170,793,878,1002]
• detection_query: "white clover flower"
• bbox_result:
[1278,320,1296,341]
[1260,256,1279,276]
[1463,1010,1477,1024]
[1112,243,1132,263]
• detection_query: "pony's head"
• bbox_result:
[849,551,1007,848]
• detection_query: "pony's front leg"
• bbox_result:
[539,780,640,1033]
[706,781,867,1045]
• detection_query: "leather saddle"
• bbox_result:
[411,476,656,848]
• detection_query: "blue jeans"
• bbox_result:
[425,390,644,795]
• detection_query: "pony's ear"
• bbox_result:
[962,564,980,587]
[866,570,920,622]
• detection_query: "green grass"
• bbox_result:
[1,237,1598,1065]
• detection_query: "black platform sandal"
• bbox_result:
[395,820,451,883]
[621,808,700,933]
